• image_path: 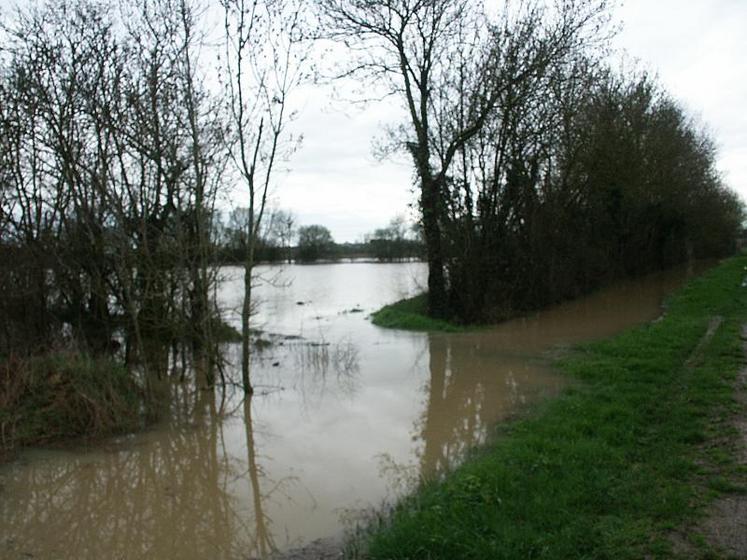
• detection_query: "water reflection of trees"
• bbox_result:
[243,396,276,559]
[0,389,292,560]
[416,335,560,479]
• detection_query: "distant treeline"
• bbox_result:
[216,239,424,264]
[213,212,424,264]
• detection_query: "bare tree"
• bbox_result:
[297,224,334,262]
[219,0,310,392]
[111,0,226,385]
[0,0,226,396]
[271,208,296,264]
[173,0,227,382]
[320,0,611,317]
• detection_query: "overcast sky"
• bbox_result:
[2,0,745,243]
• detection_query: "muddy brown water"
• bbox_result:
[0,262,708,559]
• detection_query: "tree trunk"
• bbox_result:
[241,258,254,394]
[421,176,448,318]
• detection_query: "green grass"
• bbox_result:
[0,352,142,452]
[360,257,747,559]
[371,294,467,332]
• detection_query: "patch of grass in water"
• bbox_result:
[359,257,747,559]
[371,294,466,332]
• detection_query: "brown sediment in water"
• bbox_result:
[0,262,708,560]
[264,538,342,560]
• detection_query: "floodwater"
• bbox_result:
[0,262,707,559]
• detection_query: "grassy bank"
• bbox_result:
[360,257,747,559]
[0,352,142,455]
[371,294,466,332]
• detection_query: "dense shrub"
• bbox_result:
[441,73,743,323]
[0,353,142,452]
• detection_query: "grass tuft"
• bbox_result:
[0,352,142,453]
[371,294,466,332]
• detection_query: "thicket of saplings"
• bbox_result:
[0,2,224,451]
[439,71,742,324]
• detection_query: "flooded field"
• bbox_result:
[0,262,706,559]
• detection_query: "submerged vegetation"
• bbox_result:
[358,256,747,559]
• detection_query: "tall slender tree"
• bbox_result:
[219,0,310,392]
[320,0,611,317]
